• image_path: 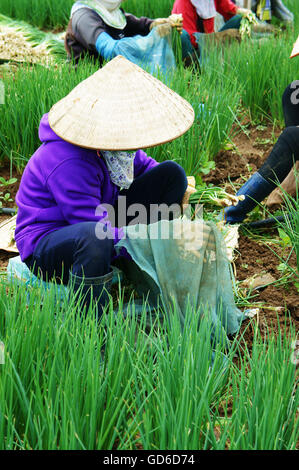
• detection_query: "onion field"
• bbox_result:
[0,0,298,451]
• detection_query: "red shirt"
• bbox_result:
[172,0,238,47]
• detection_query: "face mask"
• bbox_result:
[99,150,135,190]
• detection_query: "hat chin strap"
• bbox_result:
[96,0,123,12]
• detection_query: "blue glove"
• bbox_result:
[95,32,118,60]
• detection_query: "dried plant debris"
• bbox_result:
[241,272,276,290]
[0,14,65,64]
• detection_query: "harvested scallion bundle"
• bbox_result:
[189,185,245,208]
[240,11,258,40]
[171,25,183,66]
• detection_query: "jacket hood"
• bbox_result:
[38,113,62,143]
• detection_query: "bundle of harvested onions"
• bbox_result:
[0,14,65,64]
[189,185,245,208]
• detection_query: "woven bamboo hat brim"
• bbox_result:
[48,56,195,151]
[290,35,299,58]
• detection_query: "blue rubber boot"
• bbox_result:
[224,172,275,224]
[69,270,113,320]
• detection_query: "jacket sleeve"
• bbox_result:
[46,158,123,244]
[215,0,238,20]
[133,150,159,179]
[124,13,153,36]
[71,8,107,51]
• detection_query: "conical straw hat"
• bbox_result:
[290,35,299,59]
[48,56,195,151]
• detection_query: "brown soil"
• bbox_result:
[203,123,281,189]
[0,249,16,272]
[234,234,298,352]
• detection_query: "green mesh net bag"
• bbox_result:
[116,218,244,346]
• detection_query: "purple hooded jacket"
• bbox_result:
[15,113,158,262]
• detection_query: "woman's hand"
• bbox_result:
[237,7,252,18]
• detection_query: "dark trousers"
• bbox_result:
[25,161,187,285]
[259,82,299,185]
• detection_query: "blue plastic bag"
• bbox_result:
[99,27,176,75]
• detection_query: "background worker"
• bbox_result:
[65,0,183,64]
[233,1,294,26]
